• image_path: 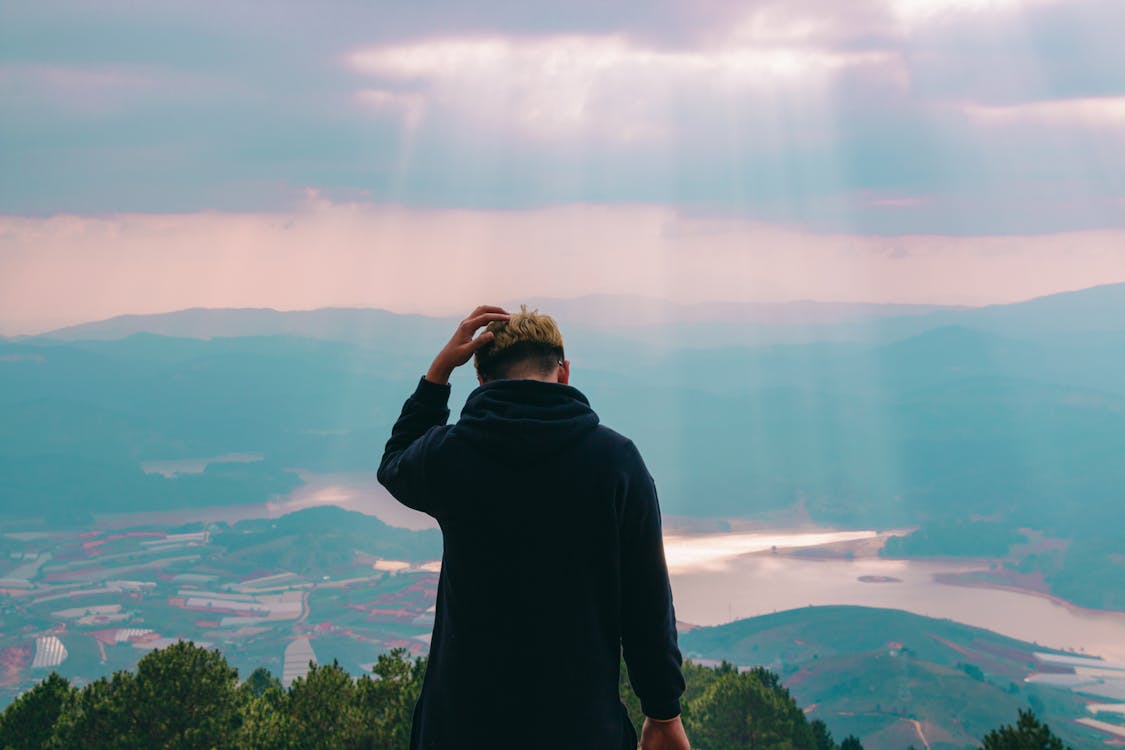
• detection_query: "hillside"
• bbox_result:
[3,511,1115,747]
[37,307,455,350]
[0,611,1095,749]
[0,506,443,709]
[681,606,1110,749]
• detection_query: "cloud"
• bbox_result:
[2,0,1124,235]
[962,96,1125,127]
[901,0,1125,105]
[2,200,1123,335]
[349,34,892,144]
[888,0,1062,27]
[0,64,162,115]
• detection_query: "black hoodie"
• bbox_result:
[378,377,685,749]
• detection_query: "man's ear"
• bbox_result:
[477,375,486,385]
[558,359,571,385]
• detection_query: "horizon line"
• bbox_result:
[4,281,1122,340]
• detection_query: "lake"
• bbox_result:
[663,532,1125,664]
[95,469,1125,663]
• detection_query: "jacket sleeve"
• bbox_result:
[377,376,452,515]
[619,442,686,720]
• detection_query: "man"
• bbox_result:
[378,305,689,750]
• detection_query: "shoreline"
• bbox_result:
[933,573,1125,624]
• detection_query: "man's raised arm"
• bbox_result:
[377,305,508,514]
[377,376,453,513]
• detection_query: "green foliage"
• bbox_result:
[242,667,282,698]
[48,641,242,750]
[132,640,243,748]
[0,644,1080,750]
[237,683,294,750]
[618,656,645,735]
[679,605,1093,747]
[881,520,1025,558]
[286,661,363,750]
[0,642,430,750]
[682,666,817,750]
[959,662,985,681]
[216,506,442,572]
[357,649,426,749]
[0,672,73,750]
[1045,533,1125,610]
[810,719,835,750]
[981,709,1070,750]
[239,651,426,750]
[47,670,139,750]
[807,721,865,750]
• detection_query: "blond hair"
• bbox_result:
[474,305,565,380]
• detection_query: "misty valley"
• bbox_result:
[2,286,1125,748]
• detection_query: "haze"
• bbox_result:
[3,0,1124,334]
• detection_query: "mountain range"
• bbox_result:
[2,283,1123,608]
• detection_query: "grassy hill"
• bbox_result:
[680,606,1103,750]
[216,506,442,572]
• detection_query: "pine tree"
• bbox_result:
[46,641,242,750]
[810,719,835,750]
[981,709,1069,750]
[48,671,139,750]
[355,648,425,749]
[285,660,364,750]
[0,672,73,750]
[243,667,282,697]
[237,684,295,750]
[686,667,817,750]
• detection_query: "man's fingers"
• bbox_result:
[468,330,495,351]
[468,305,508,318]
[461,312,509,332]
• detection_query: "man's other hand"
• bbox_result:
[640,716,690,750]
[425,305,509,385]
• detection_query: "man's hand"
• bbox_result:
[425,305,510,385]
[640,716,690,750]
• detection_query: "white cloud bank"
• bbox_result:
[348,31,893,145]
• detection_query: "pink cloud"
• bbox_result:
[2,200,1124,335]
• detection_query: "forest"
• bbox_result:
[0,641,1068,749]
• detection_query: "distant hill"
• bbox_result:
[32,283,1125,350]
[512,293,957,326]
[36,297,959,341]
[681,605,1102,750]
[954,282,1125,336]
[37,307,455,353]
[217,506,442,571]
[5,287,1124,534]
[3,283,1123,610]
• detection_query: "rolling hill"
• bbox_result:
[681,605,1107,750]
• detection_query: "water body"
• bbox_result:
[94,470,1125,662]
[665,532,1125,664]
[140,453,264,477]
[93,470,434,531]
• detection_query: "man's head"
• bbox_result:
[474,305,569,384]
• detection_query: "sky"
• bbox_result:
[2,0,1124,334]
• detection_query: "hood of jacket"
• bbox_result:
[453,379,600,463]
